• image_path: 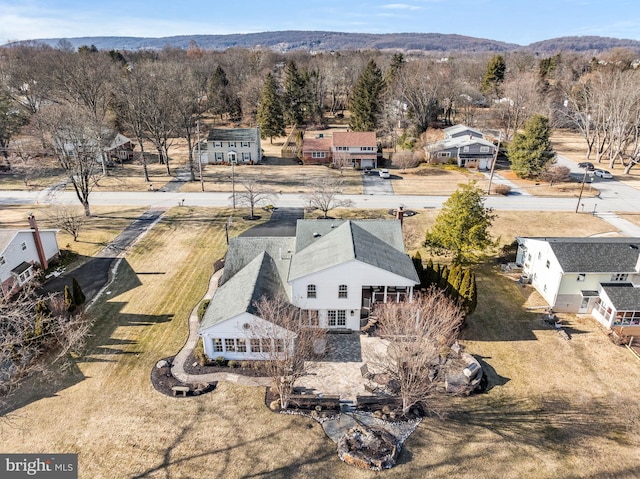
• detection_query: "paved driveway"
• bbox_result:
[239,207,304,237]
[362,171,394,195]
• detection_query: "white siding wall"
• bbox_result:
[0,231,59,284]
[200,313,294,360]
[520,239,564,307]
[290,259,417,330]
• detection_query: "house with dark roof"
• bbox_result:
[516,237,640,331]
[198,219,419,360]
[443,124,483,140]
[0,215,59,299]
[426,136,495,170]
[204,127,261,164]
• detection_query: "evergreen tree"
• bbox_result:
[424,258,436,288]
[412,251,425,287]
[458,269,472,311]
[424,182,496,263]
[257,73,285,144]
[72,277,86,306]
[208,66,232,120]
[64,285,76,312]
[448,264,461,301]
[438,265,449,291]
[508,114,556,179]
[481,54,506,97]
[349,59,384,132]
[468,272,478,314]
[282,61,306,126]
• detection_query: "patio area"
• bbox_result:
[297,332,389,401]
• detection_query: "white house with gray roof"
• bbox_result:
[516,237,640,331]
[198,219,420,360]
[204,127,261,165]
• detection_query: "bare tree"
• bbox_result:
[7,140,45,187]
[48,205,86,241]
[540,165,571,186]
[332,151,353,175]
[392,149,420,173]
[35,102,104,216]
[235,178,278,219]
[304,176,355,219]
[0,287,93,399]
[252,295,326,410]
[371,288,465,414]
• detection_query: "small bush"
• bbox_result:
[253,361,264,370]
[197,300,210,322]
[214,356,228,367]
[228,360,238,368]
[194,338,208,366]
[240,361,251,369]
[493,184,511,195]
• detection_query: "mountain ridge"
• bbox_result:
[7,31,640,54]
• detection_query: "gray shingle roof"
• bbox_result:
[601,283,640,311]
[531,237,640,273]
[290,220,419,283]
[207,128,259,142]
[199,251,287,331]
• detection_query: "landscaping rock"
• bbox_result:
[337,425,400,470]
[156,359,168,369]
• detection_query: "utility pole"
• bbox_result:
[487,133,502,195]
[231,161,236,209]
[576,167,589,213]
[197,120,204,192]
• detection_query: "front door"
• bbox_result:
[578,296,590,313]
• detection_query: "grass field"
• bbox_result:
[2,207,639,478]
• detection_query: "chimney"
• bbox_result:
[396,206,404,226]
[28,213,48,270]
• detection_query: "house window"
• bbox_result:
[303,310,319,327]
[215,152,224,162]
[275,339,284,353]
[437,152,450,158]
[213,338,223,352]
[328,310,346,327]
[338,284,348,298]
[611,273,628,282]
[225,338,236,352]
[241,141,250,147]
[237,338,247,352]
[311,151,326,158]
[214,141,222,147]
[262,339,272,352]
[0,256,5,267]
[17,267,33,285]
[242,152,251,161]
[577,274,586,282]
[21,242,27,251]
[228,141,236,147]
[462,146,470,153]
[480,146,490,153]
[336,146,348,151]
[545,260,550,268]
[307,284,317,298]
[250,338,261,353]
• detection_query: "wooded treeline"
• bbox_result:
[2,41,640,194]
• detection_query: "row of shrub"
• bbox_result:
[412,252,477,315]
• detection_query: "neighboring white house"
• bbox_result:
[203,127,261,165]
[0,215,59,299]
[198,219,420,360]
[516,237,640,331]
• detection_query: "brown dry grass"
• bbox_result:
[179,163,364,194]
[0,204,148,260]
[1,207,640,478]
[498,169,599,198]
[390,164,488,196]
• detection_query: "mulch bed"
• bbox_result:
[151,356,217,398]
[182,351,270,377]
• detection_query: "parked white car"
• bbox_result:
[379,168,390,179]
[594,169,613,179]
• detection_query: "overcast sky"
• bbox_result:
[1,0,639,46]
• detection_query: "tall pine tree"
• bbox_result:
[282,61,306,126]
[481,54,506,98]
[257,73,285,144]
[349,59,384,132]
[508,115,556,179]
